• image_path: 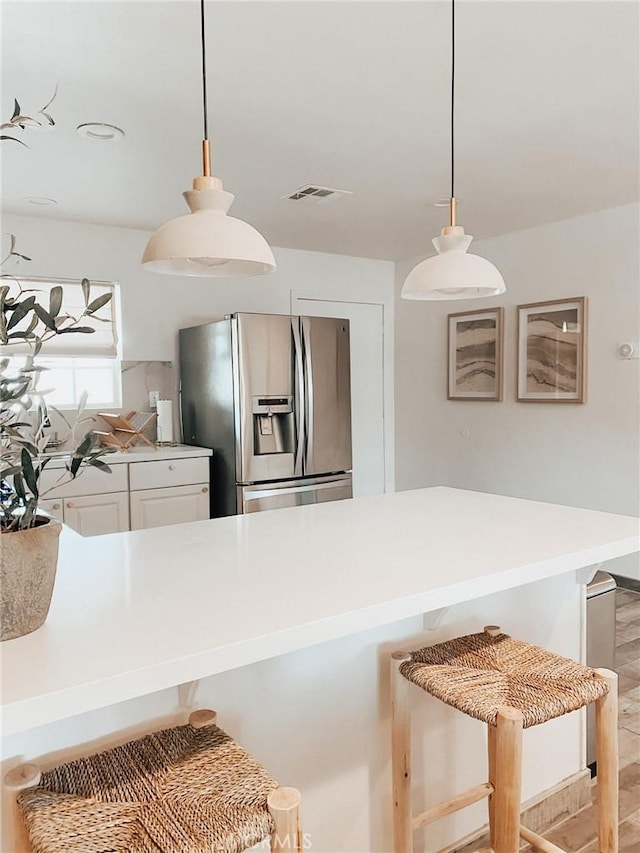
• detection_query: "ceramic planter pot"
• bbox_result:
[0,517,62,641]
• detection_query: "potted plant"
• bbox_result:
[1,239,114,641]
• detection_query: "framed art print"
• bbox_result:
[447,307,504,401]
[517,297,587,403]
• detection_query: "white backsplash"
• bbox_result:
[45,360,180,448]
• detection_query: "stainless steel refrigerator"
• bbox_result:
[179,312,352,516]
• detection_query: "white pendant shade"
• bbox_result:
[142,181,275,277]
[401,228,505,301]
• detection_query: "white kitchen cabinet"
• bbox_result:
[63,492,130,537]
[41,446,211,536]
[130,483,210,530]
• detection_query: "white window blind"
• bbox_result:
[2,277,119,357]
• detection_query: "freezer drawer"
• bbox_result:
[238,474,352,514]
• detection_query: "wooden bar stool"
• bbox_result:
[391,626,618,853]
[5,709,302,853]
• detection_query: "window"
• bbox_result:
[2,277,122,409]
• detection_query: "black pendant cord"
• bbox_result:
[450,0,455,201]
[200,0,209,141]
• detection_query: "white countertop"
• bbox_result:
[45,443,212,468]
[1,487,638,736]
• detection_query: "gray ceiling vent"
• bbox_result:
[283,184,353,204]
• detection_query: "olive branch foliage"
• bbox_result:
[2,86,116,531]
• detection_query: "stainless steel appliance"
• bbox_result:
[179,312,352,516]
[586,570,617,771]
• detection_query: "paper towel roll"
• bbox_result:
[156,399,173,444]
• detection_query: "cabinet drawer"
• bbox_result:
[130,483,210,530]
[39,463,128,499]
[129,457,209,491]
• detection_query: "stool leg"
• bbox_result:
[391,652,413,853]
[492,707,523,853]
[595,669,618,853]
[487,722,497,849]
[4,763,42,853]
[268,787,302,852]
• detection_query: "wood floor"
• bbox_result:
[533,586,640,853]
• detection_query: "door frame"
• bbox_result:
[290,290,395,494]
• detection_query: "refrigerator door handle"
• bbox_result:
[292,318,305,477]
[301,316,314,473]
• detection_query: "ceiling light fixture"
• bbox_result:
[76,123,125,142]
[402,0,505,301]
[142,0,275,277]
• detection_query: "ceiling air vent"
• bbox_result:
[283,184,353,204]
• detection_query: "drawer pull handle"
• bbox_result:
[168,464,175,471]
[66,502,74,509]
[52,503,61,510]
[202,487,208,493]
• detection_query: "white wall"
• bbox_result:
[3,213,395,490]
[395,203,640,579]
[4,214,393,362]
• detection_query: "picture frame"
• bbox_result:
[517,297,587,403]
[447,307,504,401]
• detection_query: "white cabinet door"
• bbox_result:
[64,492,129,536]
[39,498,64,523]
[130,484,210,530]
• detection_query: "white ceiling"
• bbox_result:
[2,1,638,261]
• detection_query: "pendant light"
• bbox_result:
[402,0,504,300]
[142,0,275,277]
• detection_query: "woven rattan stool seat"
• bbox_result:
[399,629,610,728]
[17,720,279,853]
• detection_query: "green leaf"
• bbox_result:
[81,278,91,305]
[23,497,37,528]
[0,135,28,147]
[0,465,22,477]
[41,83,58,113]
[77,389,89,417]
[6,295,36,329]
[11,99,20,121]
[21,448,38,498]
[70,433,93,477]
[34,303,58,331]
[58,326,95,334]
[13,472,25,501]
[86,292,112,314]
[6,332,36,341]
[88,458,112,474]
[24,312,39,337]
[49,286,63,318]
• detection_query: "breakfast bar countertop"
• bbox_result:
[1,487,638,736]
